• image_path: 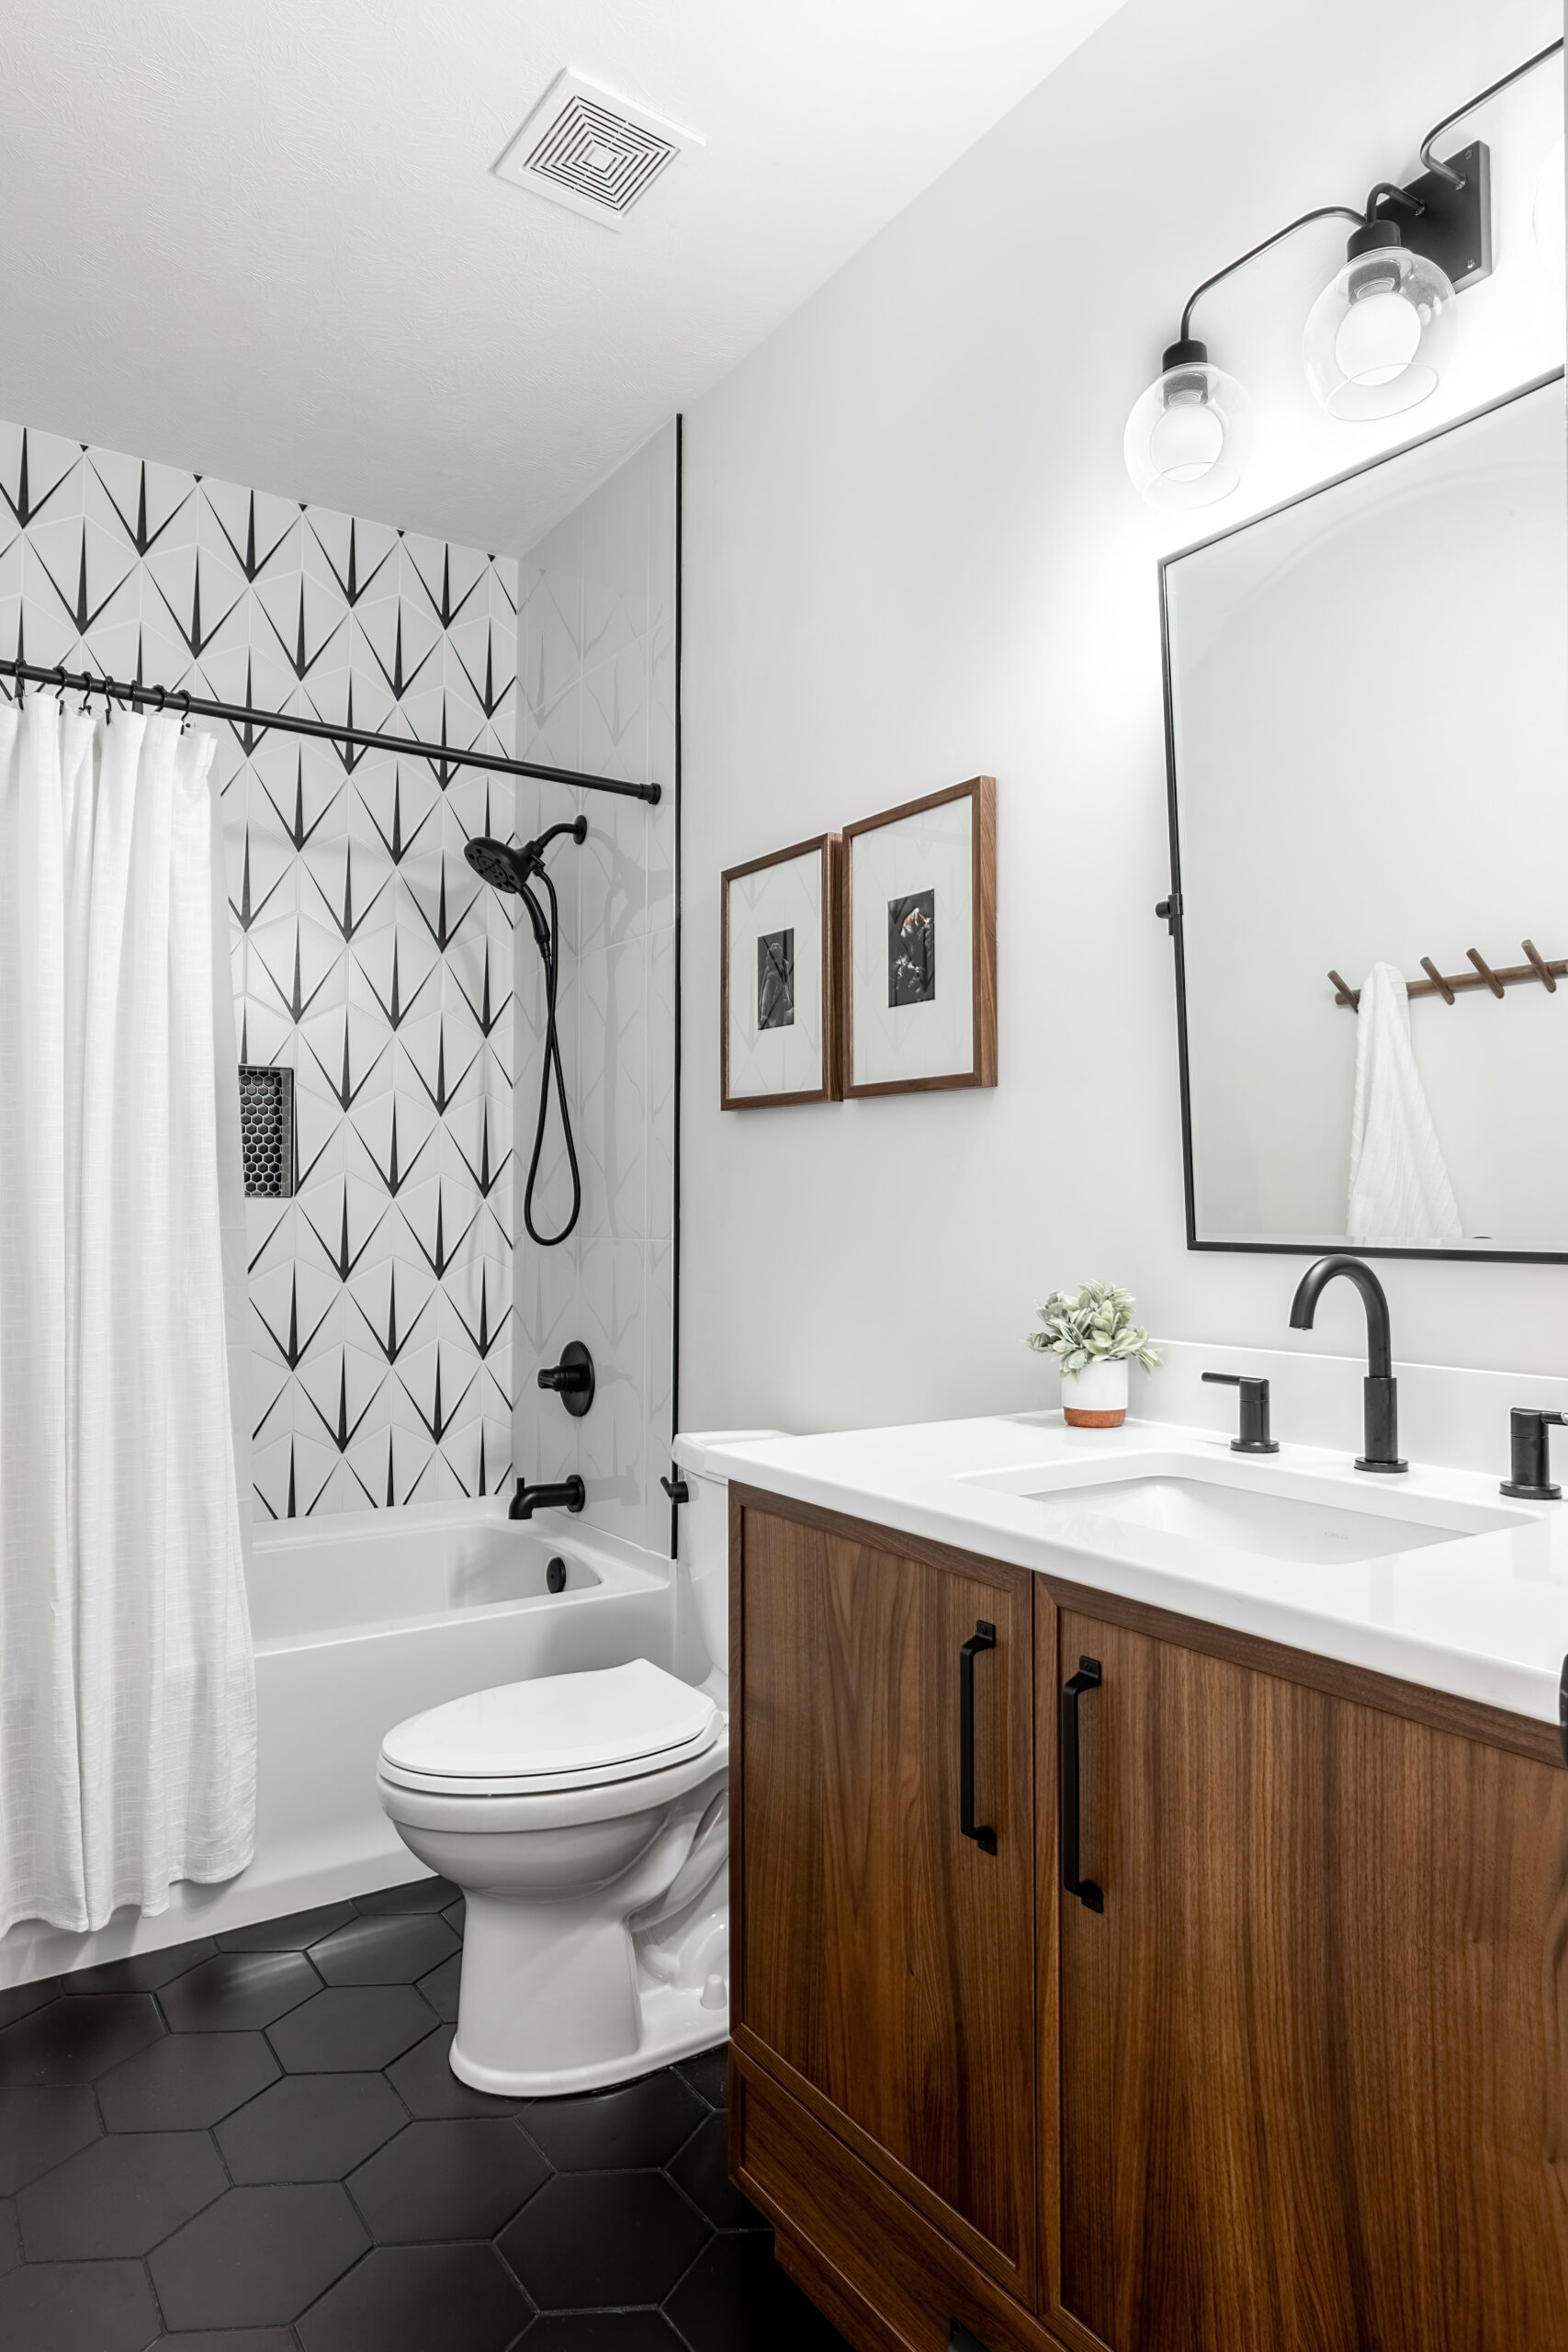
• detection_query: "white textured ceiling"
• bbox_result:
[0,0,1126,554]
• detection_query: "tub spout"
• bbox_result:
[510,1476,586,1521]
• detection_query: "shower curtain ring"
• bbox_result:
[152,684,167,718]
[79,671,95,713]
[178,689,192,732]
[52,666,67,708]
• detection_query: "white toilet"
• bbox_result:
[376,1430,777,2098]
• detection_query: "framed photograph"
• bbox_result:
[842,775,997,1097]
[721,833,842,1109]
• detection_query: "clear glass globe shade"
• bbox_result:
[1333,285,1421,385]
[1535,135,1565,286]
[1303,244,1457,422]
[1122,359,1252,508]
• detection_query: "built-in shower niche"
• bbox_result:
[239,1065,295,1199]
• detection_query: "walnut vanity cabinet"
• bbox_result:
[728,1487,1568,2352]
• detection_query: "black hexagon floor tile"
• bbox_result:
[97,2029,280,2131]
[145,2334,299,2351]
[216,1902,356,1952]
[666,2109,767,2233]
[160,1949,321,2032]
[499,2171,709,2311]
[348,2117,549,2242]
[0,2084,101,2194]
[443,1894,465,1932]
[0,2256,161,2352]
[675,2043,729,2111]
[0,2201,17,2276]
[149,2182,369,2330]
[0,1978,57,2031]
[665,2235,852,2352]
[309,1911,458,1987]
[17,2128,227,2260]
[267,1985,434,2074]
[70,1937,217,1993]
[0,1993,164,2085]
[351,1876,458,1917]
[526,2316,688,2352]
[217,2070,408,2183]
[521,2069,706,2171]
[414,1952,461,2022]
[383,2023,525,2119]
[297,2242,529,2352]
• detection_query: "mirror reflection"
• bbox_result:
[1165,374,1568,1258]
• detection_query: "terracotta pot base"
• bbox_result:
[1063,1406,1127,1429]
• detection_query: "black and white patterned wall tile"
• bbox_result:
[0,421,519,1521]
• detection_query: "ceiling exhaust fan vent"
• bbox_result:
[495,72,699,228]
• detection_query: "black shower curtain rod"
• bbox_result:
[0,657,661,806]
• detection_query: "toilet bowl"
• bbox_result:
[376,1430,781,2097]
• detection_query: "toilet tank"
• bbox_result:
[671,1430,784,1681]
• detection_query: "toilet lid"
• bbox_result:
[378,1659,719,1795]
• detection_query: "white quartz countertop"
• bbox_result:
[697,1414,1568,1729]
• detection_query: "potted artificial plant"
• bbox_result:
[1026,1280,1159,1429]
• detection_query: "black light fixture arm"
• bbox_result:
[1419,37,1564,190]
[0,656,661,806]
[1178,205,1366,345]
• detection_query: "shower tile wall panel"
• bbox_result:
[0,420,518,1520]
[514,423,677,1556]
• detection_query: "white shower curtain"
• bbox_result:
[0,695,254,1935]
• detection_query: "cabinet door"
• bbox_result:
[733,1498,1036,2295]
[1054,1610,1568,2352]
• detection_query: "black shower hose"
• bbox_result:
[520,866,581,1248]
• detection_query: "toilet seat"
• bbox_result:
[378,1658,719,1798]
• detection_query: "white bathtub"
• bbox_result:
[0,1500,672,1988]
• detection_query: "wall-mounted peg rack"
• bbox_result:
[1329,941,1566,1010]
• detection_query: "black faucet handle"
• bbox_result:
[1201,1372,1280,1454]
[1502,1408,1568,1501]
[537,1340,595,1419]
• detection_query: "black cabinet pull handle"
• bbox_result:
[1062,1657,1104,1912]
[960,1622,998,1855]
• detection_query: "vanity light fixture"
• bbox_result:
[1123,37,1563,503]
[1301,200,1458,422]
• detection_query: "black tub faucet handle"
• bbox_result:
[1201,1372,1280,1454]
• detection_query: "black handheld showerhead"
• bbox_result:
[464,836,531,894]
[464,818,588,897]
[462,817,590,1250]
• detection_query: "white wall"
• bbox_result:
[513,424,679,1555]
[680,0,1567,1444]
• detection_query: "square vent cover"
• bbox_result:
[494,69,700,227]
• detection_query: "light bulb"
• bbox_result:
[1303,223,1456,422]
[1123,340,1253,508]
[1535,134,1565,285]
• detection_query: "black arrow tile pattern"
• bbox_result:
[0,418,519,1519]
[0,1880,851,2352]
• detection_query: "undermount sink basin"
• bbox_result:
[964,1460,1527,1567]
[1025,1476,1465,1566]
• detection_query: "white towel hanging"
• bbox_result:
[1347,962,1463,1245]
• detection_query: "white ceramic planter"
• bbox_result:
[1061,1355,1129,1429]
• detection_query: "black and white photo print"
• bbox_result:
[844,777,996,1096]
[758,927,795,1028]
[721,834,841,1108]
[887,891,935,1006]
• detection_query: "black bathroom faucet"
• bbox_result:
[509,1476,586,1520]
[1288,1253,1406,1474]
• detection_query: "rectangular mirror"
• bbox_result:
[1163,371,1568,1261]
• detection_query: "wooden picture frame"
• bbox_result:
[721,832,843,1110]
[841,775,997,1098]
